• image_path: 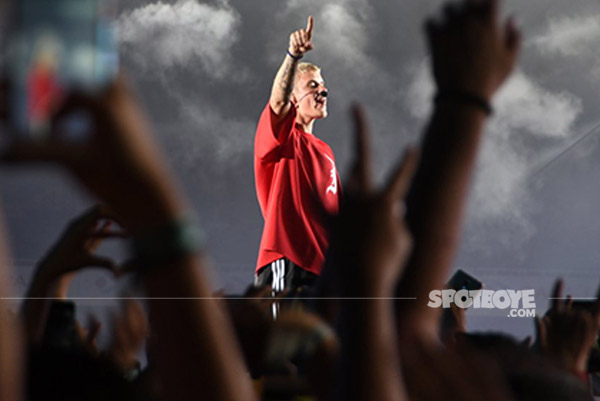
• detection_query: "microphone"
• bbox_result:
[296,90,329,104]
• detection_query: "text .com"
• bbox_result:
[427,289,536,318]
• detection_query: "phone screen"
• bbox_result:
[448,269,483,292]
[6,0,118,137]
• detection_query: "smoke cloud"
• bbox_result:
[172,100,255,177]
[532,15,600,57]
[116,0,256,172]
[405,63,583,250]
[118,0,240,79]
[531,14,600,84]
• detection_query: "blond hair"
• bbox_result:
[296,62,321,79]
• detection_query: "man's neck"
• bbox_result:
[296,115,315,134]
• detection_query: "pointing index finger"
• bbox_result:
[306,15,314,37]
[551,279,564,312]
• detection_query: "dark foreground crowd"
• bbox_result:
[0,0,597,400]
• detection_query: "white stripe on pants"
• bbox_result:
[271,259,285,318]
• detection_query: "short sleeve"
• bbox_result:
[255,103,296,160]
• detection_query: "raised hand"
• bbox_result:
[534,279,600,375]
[395,0,521,340]
[330,106,418,401]
[22,205,126,344]
[332,105,418,296]
[403,339,512,401]
[5,74,256,399]
[441,302,467,346]
[76,315,103,356]
[425,0,521,100]
[288,16,314,57]
[107,299,149,373]
[3,78,187,234]
[34,204,125,291]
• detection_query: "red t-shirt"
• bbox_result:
[27,66,62,124]
[254,104,341,275]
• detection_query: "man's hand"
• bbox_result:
[426,0,520,100]
[3,78,187,234]
[404,339,512,401]
[107,300,149,373]
[441,302,467,346]
[395,0,521,340]
[534,279,600,374]
[34,204,125,297]
[22,205,126,344]
[288,16,314,57]
[270,16,314,115]
[331,106,418,297]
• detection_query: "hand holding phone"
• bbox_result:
[4,0,118,137]
[448,269,483,292]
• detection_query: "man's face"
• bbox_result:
[293,70,328,121]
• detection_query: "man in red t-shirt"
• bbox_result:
[254,16,341,293]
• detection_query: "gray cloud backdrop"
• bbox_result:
[2,0,600,339]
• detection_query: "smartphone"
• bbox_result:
[5,0,118,138]
[448,269,483,292]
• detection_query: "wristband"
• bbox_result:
[435,90,493,116]
[286,50,303,61]
[132,212,205,271]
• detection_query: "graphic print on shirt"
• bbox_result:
[324,154,338,195]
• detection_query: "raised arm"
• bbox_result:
[4,79,258,401]
[330,107,418,401]
[21,205,121,345]
[269,16,314,117]
[535,280,600,379]
[396,0,521,337]
[0,214,23,401]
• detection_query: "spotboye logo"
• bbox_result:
[427,289,536,318]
